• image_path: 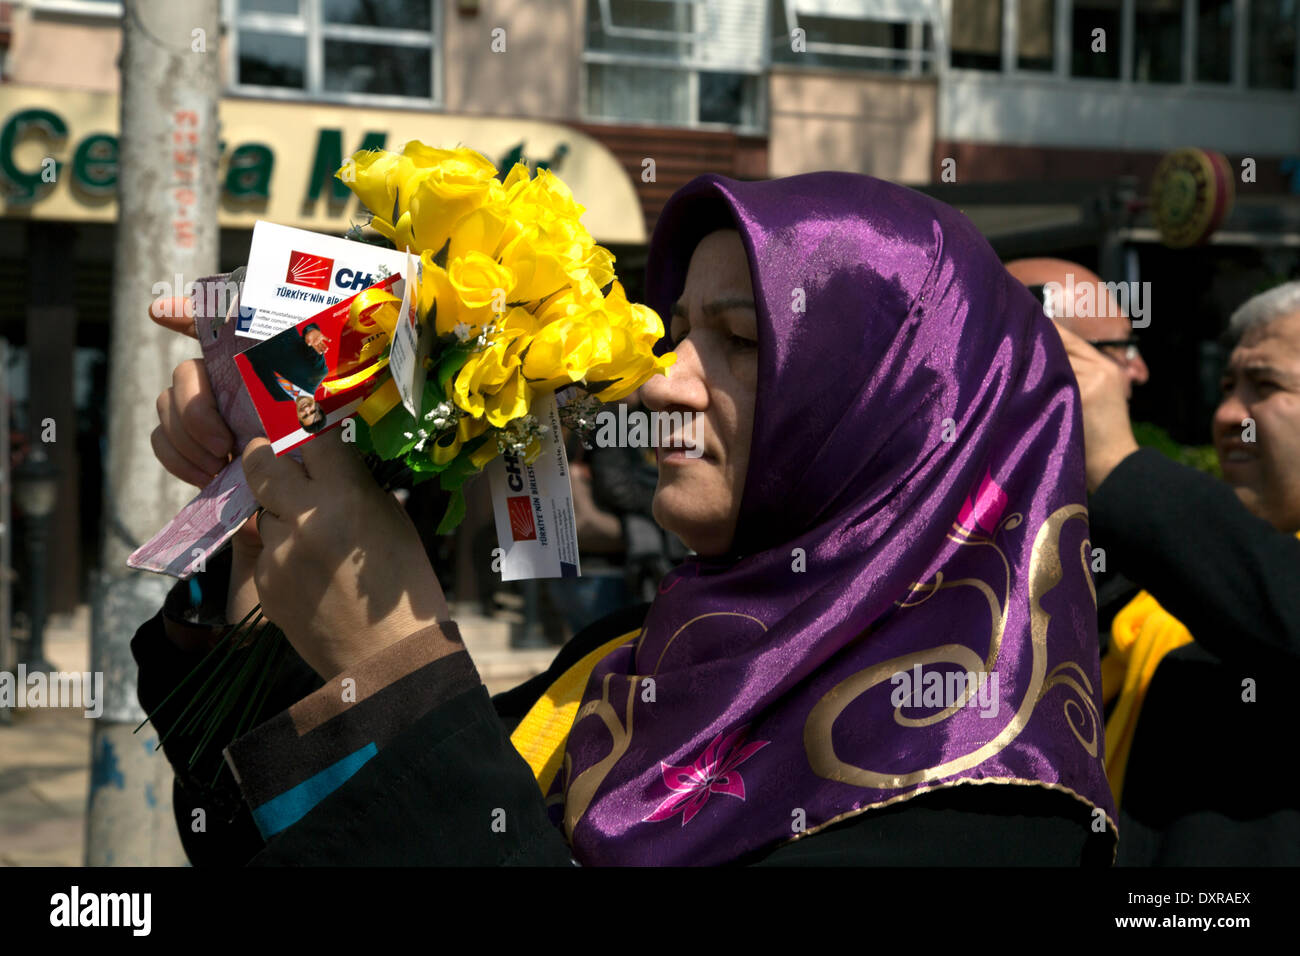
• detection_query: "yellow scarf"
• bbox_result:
[509,630,638,795]
[1102,529,1300,807]
[1100,592,1192,808]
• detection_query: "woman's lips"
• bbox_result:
[658,446,709,464]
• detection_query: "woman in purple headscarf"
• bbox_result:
[136,172,1117,866]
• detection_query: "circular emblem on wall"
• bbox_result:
[1151,148,1234,248]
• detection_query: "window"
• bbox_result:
[1017,0,1055,71]
[1248,0,1298,89]
[583,0,765,129]
[950,0,1003,70]
[1071,0,1122,79]
[1196,0,1233,82]
[771,1,937,74]
[1134,0,1183,83]
[231,0,438,103]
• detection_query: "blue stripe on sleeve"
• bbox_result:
[251,742,379,838]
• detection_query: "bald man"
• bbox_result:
[1006,258,1149,399]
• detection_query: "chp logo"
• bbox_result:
[285,250,334,291]
[507,495,536,541]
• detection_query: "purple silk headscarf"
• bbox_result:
[552,172,1116,865]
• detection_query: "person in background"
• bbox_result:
[1005,258,1149,633]
[245,322,331,434]
[1056,279,1300,864]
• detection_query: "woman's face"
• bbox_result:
[642,229,758,556]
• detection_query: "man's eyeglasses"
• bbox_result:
[1024,284,1142,365]
[1087,338,1142,363]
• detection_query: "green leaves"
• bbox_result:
[436,488,466,534]
[367,400,421,460]
[435,340,476,399]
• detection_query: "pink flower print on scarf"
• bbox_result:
[644,725,770,826]
[957,469,1009,536]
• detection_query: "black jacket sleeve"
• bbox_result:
[1089,447,1300,670]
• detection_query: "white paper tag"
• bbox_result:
[388,251,428,417]
[486,393,581,581]
[238,221,408,340]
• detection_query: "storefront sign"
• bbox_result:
[0,86,646,243]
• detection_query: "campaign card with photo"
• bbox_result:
[235,274,401,455]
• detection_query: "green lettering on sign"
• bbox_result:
[308,129,386,202]
[0,108,68,204]
[225,143,274,199]
[71,133,118,195]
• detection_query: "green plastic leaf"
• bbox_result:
[436,488,466,534]
[368,401,420,459]
[438,437,488,492]
[435,343,476,399]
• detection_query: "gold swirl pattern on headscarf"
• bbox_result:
[803,503,1091,789]
[560,611,769,838]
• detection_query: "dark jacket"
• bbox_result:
[246,324,328,402]
[132,550,1107,866]
[1089,448,1300,865]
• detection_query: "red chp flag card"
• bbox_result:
[235,274,400,455]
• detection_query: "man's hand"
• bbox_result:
[1053,321,1140,492]
[243,428,455,679]
[148,294,261,623]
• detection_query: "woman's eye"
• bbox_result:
[729,334,757,349]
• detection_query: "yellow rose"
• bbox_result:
[448,203,515,263]
[584,327,676,403]
[448,250,516,311]
[341,143,503,255]
[417,256,468,337]
[483,368,534,428]
[451,325,529,417]
[336,149,406,223]
[520,314,605,391]
[499,231,571,304]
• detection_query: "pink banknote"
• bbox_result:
[127,272,299,578]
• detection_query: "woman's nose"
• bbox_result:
[642,338,707,411]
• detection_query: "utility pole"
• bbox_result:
[86,0,221,866]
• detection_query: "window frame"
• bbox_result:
[942,0,1300,99]
[580,0,770,133]
[25,0,123,15]
[225,0,442,109]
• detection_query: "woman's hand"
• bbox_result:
[148,294,261,624]
[243,428,455,679]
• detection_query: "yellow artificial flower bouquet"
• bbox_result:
[332,142,675,531]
